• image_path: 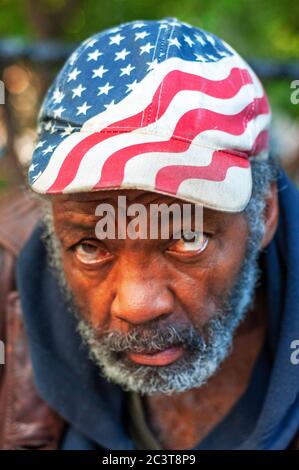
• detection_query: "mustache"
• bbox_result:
[91,323,206,354]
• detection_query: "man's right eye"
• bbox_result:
[73,241,113,265]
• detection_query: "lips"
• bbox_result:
[126,346,184,366]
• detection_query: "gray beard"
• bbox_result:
[41,204,264,396]
[75,241,261,395]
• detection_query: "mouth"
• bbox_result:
[126,346,185,366]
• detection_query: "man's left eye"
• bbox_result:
[167,230,209,255]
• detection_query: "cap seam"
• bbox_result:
[154,22,174,124]
[34,129,251,158]
[143,22,165,127]
[241,59,256,152]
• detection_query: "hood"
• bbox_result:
[16,168,299,450]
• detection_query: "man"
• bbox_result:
[1,18,299,450]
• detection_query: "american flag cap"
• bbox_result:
[29,17,271,212]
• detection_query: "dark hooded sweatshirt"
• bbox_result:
[16,168,299,450]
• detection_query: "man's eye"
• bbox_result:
[74,242,112,264]
[167,231,209,255]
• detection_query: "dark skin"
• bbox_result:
[52,183,279,449]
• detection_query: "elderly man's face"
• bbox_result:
[50,189,262,394]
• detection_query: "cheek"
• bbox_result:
[62,254,113,329]
[174,229,248,326]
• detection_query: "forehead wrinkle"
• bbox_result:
[53,194,182,217]
[53,207,102,234]
[51,188,190,206]
[54,219,99,244]
[52,193,235,229]
[51,189,152,204]
[57,218,98,231]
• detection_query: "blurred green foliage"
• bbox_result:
[0,0,298,117]
[0,178,8,189]
[0,0,298,58]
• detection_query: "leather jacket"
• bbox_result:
[0,191,64,450]
[0,191,298,450]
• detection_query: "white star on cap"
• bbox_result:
[168,37,181,48]
[120,63,135,77]
[134,31,149,40]
[114,48,131,61]
[53,106,65,119]
[53,89,65,104]
[35,140,46,149]
[84,38,98,48]
[132,22,145,29]
[194,53,207,62]
[76,101,91,115]
[146,59,159,71]
[195,34,206,46]
[61,124,75,137]
[29,162,38,172]
[49,123,56,134]
[218,50,229,57]
[139,42,155,55]
[72,83,86,98]
[104,100,116,111]
[42,145,55,155]
[44,121,52,131]
[97,82,114,96]
[87,49,103,61]
[109,27,121,33]
[126,79,138,93]
[206,34,216,46]
[67,68,81,82]
[183,35,195,47]
[69,51,78,66]
[109,33,125,45]
[92,65,108,79]
[32,171,42,183]
[168,21,181,27]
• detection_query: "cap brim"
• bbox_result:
[29,130,252,213]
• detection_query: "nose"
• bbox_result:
[111,257,174,325]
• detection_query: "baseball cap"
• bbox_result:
[28,17,271,212]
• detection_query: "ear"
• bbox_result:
[260,181,279,250]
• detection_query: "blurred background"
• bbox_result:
[0,0,299,193]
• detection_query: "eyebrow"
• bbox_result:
[57,218,99,233]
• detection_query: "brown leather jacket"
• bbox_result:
[0,191,298,450]
[0,191,64,450]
